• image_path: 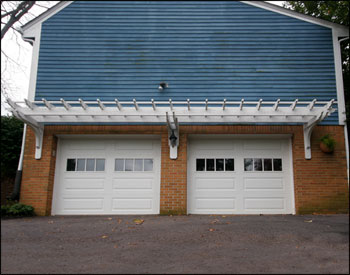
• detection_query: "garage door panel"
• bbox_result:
[195,178,235,189]
[112,199,152,210]
[192,140,235,150]
[115,140,154,150]
[64,178,105,190]
[244,198,285,210]
[112,178,153,189]
[196,198,235,210]
[243,178,284,190]
[195,190,237,199]
[113,190,154,198]
[244,140,281,150]
[68,140,107,150]
[62,198,104,210]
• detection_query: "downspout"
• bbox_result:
[9,34,35,201]
[9,124,27,200]
[338,36,349,184]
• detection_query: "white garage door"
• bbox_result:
[188,137,294,214]
[52,137,161,215]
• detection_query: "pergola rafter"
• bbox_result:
[7,98,336,160]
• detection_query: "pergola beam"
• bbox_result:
[7,98,337,160]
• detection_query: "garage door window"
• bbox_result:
[244,158,282,172]
[196,158,234,172]
[115,158,153,172]
[66,158,105,172]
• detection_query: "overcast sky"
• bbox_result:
[1,1,285,115]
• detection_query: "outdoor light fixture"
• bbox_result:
[169,130,177,147]
[158,82,169,90]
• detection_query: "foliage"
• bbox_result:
[1,203,35,217]
[1,116,24,179]
[320,134,337,150]
[283,1,350,121]
[1,205,11,216]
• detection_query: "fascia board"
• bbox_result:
[20,1,73,38]
[243,1,349,37]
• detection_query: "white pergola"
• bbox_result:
[7,98,336,160]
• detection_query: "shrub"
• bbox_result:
[1,205,10,216]
[1,116,24,180]
[1,203,35,217]
[320,134,337,151]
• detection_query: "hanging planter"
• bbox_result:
[319,134,336,154]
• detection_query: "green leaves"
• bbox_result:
[1,203,35,217]
[1,116,24,179]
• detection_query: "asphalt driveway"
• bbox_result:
[1,215,349,274]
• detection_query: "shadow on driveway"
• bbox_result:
[1,214,349,274]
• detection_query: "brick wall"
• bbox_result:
[20,125,349,215]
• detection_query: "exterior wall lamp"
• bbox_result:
[158,82,169,90]
[169,130,178,147]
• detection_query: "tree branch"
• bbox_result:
[1,1,36,40]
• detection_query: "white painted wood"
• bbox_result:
[256,99,262,110]
[115,99,122,110]
[52,137,161,215]
[240,99,244,110]
[291,99,298,111]
[308,99,316,110]
[25,24,41,101]
[79,98,88,110]
[61,99,71,110]
[42,98,54,110]
[133,99,139,110]
[97,99,105,110]
[8,98,336,160]
[187,137,294,214]
[332,30,347,125]
[273,99,280,111]
[24,99,36,110]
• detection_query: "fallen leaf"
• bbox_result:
[210,219,219,224]
[107,217,112,220]
[48,221,54,224]
[118,219,122,224]
[101,235,108,239]
[133,219,144,225]
[226,222,231,224]
[222,216,226,218]
[128,226,136,229]
[304,220,313,223]
[209,228,215,232]
[114,244,118,248]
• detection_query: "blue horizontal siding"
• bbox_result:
[36,1,338,125]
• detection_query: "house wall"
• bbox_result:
[20,125,349,216]
[35,1,338,124]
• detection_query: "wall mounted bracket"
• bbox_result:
[166,111,179,159]
[7,99,44,159]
